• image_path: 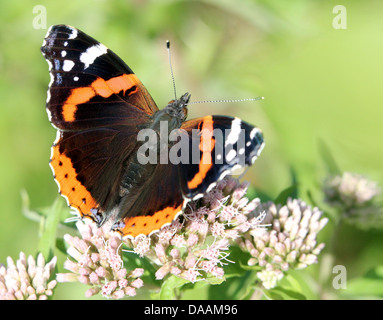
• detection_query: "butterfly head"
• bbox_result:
[164,92,190,122]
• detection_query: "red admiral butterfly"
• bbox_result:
[41,25,265,239]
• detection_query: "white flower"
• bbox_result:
[239,198,328,289]
[324,172,382,228]
[257,269,284,290]
[57,221,144,299]
[122,177,266,285]
[0,252,57,300]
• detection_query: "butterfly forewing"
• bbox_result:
[179,116,264,199]
[42,25,157,223]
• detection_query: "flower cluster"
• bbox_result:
[123,178,265,284]
[0,252,57,300]
[57,221,144,299]
[238,198,328,289]
[323,172,382,228]
[56,177,329,298]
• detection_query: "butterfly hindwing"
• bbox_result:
[114,162,187,238]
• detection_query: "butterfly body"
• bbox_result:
[111,92,190,223]
[41,25,265,238]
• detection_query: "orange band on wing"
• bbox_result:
[61,74,140,122]
[118,204,183,238]
[187,116,215,190]
[50,144,99,217]
[107,74,139,95]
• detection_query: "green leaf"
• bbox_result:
[208,271,258,300]
[274,184,298,205]
[262,272,308,300]
[205,274,225,285]
[247,187,273,203]
[55,237,68,255]
[343,277,383,298]
[234,272,259,300]
[21,189,45,223]
[341,266,383,298]
[266,286,307,300]
[262,289,284,300]
[38,197,65,260]
[283,271,318,299]
[306,189,319,208]
[318,139,341,175]
[365,266,383,279]
[160,275,189,300]
[223,245,250,278]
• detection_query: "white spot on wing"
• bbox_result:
[61,50,67,57]
[225,118,242,147]
[250,128,259,140]
[63,60,75,71]
[226,149,237,162]
[68,28,78,39]
[206,182,217,193]
[80,43,108,69]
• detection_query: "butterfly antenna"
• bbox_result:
[187,96,264,105]
[166,40,177,100]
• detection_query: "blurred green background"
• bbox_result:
[0,0,382,299]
